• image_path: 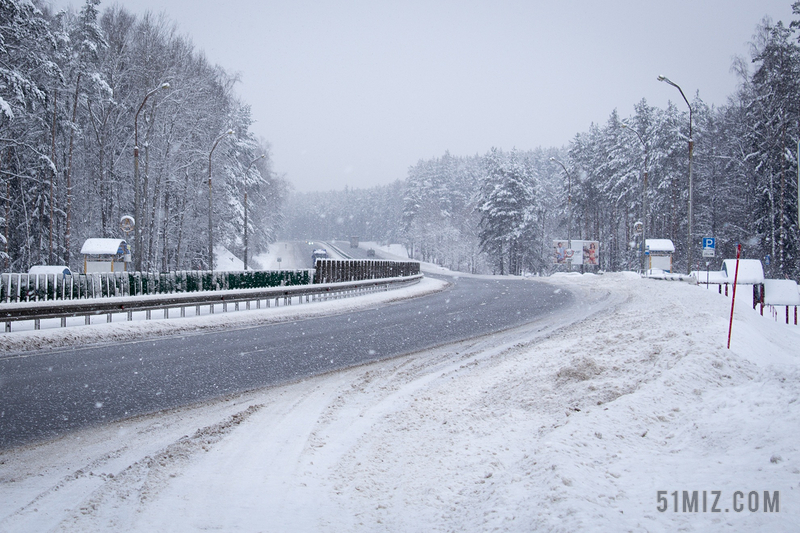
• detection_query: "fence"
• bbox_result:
[0,269,311,303]
[696,276,800,326]
[1,274,423,333]
[313,259,420,284]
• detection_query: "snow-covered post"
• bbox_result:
[727,244,741,349]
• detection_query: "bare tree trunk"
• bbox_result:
[769,170,775,277]
[670,174,677,252]
[147,172,160,268]
[175,168,189,269]
[99,143,108,235]
[65,72,81,268]
[2,151,8,271]
[142,143,150,269]
[779,119,786,276]
[49,90,58,264]
[161,189,169,272]
[148,138,171,270]
[87,101,114,238]
[19,179,31,269]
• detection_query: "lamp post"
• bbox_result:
[622,123,649,275]
[657,75,693,274]
[133,82,170,272]
[550,157,573,271]
[243,154,265,271]
[208,129,234,271]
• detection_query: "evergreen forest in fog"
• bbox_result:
[287,8,800,279]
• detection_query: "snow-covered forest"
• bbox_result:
[286,11,800,279]
[3,1,799,279]
[0,0,288,273]
[280,181,405,245]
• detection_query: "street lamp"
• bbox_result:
[133,82,170,272]
[657,74,694,274]
[243,154,265,271]
[550,157,573,271]
[208,129,234,271]
[621,123,649,275]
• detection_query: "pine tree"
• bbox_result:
[479,148,532,275]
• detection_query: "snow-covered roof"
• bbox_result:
[28,265,72,275]
[645,239,674,252]
[691,270,728,284]
[763,279,800,306]
[80,238,128,256]
[721,259,764,284]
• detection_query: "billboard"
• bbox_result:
[553,240,574,265]
[553,240,599,266]
[582,240,599,265]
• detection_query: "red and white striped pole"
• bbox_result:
[727,244,742,349]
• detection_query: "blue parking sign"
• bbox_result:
[702,237,715,258]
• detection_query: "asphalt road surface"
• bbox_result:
[0,275,573,449]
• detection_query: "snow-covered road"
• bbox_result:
[1,272,798,532]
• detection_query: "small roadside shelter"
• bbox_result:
[80,238,131,273]
[721,259,764,285]
[645,239,674,273]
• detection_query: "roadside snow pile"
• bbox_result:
[213,245,246,271]
[1,273,798,532]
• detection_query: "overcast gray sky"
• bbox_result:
[54,0,794,192]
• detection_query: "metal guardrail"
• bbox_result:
[1,274,423,333]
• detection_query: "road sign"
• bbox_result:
[120,215,135,234]
[702,237,715,258]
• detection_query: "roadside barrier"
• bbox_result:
[0,274,423,333]
[694,272,800,327]
[313,259,420,284]
[0,269,311,303]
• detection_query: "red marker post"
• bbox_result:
[727,243,741,349]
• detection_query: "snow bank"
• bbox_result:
[214,245,245,271]
[1,273,798,532]
[763,279,800,306]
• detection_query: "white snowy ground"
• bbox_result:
[1,271,799,532]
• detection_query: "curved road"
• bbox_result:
[0,275,573,449]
